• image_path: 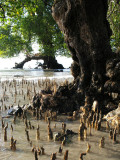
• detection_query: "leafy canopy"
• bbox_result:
[0,0,69,58]
[107,0,120,51]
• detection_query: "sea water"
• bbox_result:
[0,69,72,80]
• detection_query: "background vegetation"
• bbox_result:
[0,0,69,58]
[107,0,120,51]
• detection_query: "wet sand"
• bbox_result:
[0,78,120,160]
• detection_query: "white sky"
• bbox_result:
[0,43,73,69]
[0,54,73,69]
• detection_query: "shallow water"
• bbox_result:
[0,70,120,160]
[0,69,72,81]
[1,115,120,160]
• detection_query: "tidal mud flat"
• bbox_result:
[0,78,120,160]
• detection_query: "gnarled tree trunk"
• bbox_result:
[52,0,113,92]
[52,0,120,95]
[32,0,120,114]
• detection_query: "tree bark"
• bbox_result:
[32,0,120,114]
[52,0,113,91]
[13,54,64,69]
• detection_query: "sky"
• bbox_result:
[0,54,73,69]
[0,43,73,69]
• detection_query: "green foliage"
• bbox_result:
[0,0,69,57]
[0,25,32,57]
[108,0,120,51]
